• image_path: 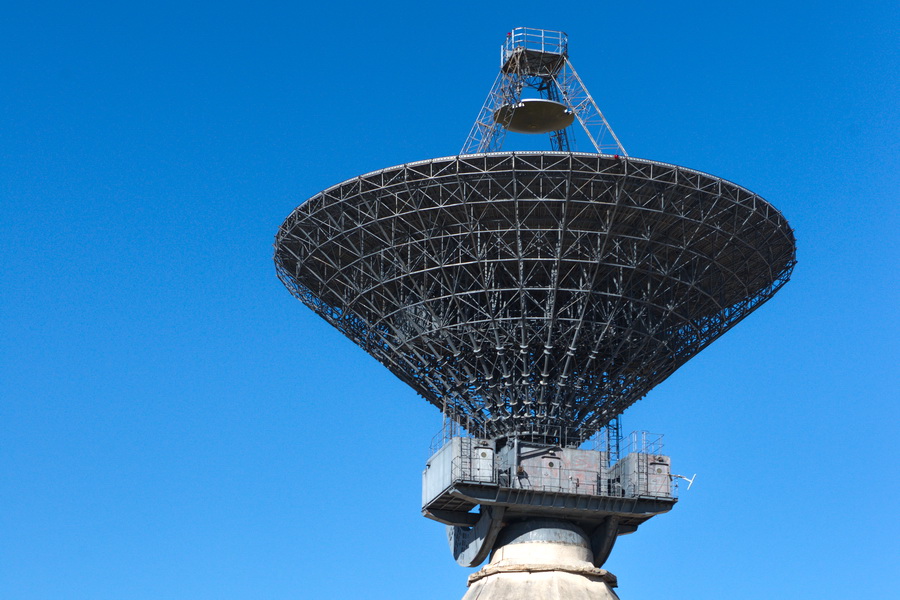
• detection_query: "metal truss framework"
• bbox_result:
[275,153,796,445]
[462,28,627,155]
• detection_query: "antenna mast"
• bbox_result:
[462,28,627,154]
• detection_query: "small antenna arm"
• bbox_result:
[670,473,697,490]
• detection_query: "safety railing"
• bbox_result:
[501,27,568,65]
[444,448,675,499]
[621,431,665,455]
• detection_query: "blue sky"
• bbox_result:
[2,2,897,599]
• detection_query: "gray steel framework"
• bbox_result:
[274,152,796,444]
[462,27,626,155]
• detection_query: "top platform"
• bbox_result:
[502,28,568,63]
[501,27,568,75]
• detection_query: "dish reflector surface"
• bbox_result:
[275,153,795,442]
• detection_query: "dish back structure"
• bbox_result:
[274,28,795,447]
[275,153,794,444]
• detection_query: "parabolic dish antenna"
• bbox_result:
[275,153,794,445]
[273,27,795,598]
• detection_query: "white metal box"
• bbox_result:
[611,453,671,498]
[422,437,496,508]
[470,442,495,482]
[517,447,606,495]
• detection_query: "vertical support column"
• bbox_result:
[606,416,621,467]
[551,58,628,155]
[461,71,519,153]
[462,519,619,600]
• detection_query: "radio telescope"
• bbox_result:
[275,28,795,599]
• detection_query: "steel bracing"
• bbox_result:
[274,153,796,444]
[462,28,626,155]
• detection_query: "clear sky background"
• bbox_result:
[2,2,897,599]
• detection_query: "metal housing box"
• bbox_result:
[516,446,607,495]
[611,453,671,498]
[422,438,496,508]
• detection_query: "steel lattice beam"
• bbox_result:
[462,28,626,155]
[275,153,796,445]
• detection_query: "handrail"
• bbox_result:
[501,27,568,65]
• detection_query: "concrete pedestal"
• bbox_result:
[462,519,620,600]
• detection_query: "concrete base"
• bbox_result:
[462,519,620,600]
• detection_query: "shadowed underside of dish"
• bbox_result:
[275,152,795,444]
